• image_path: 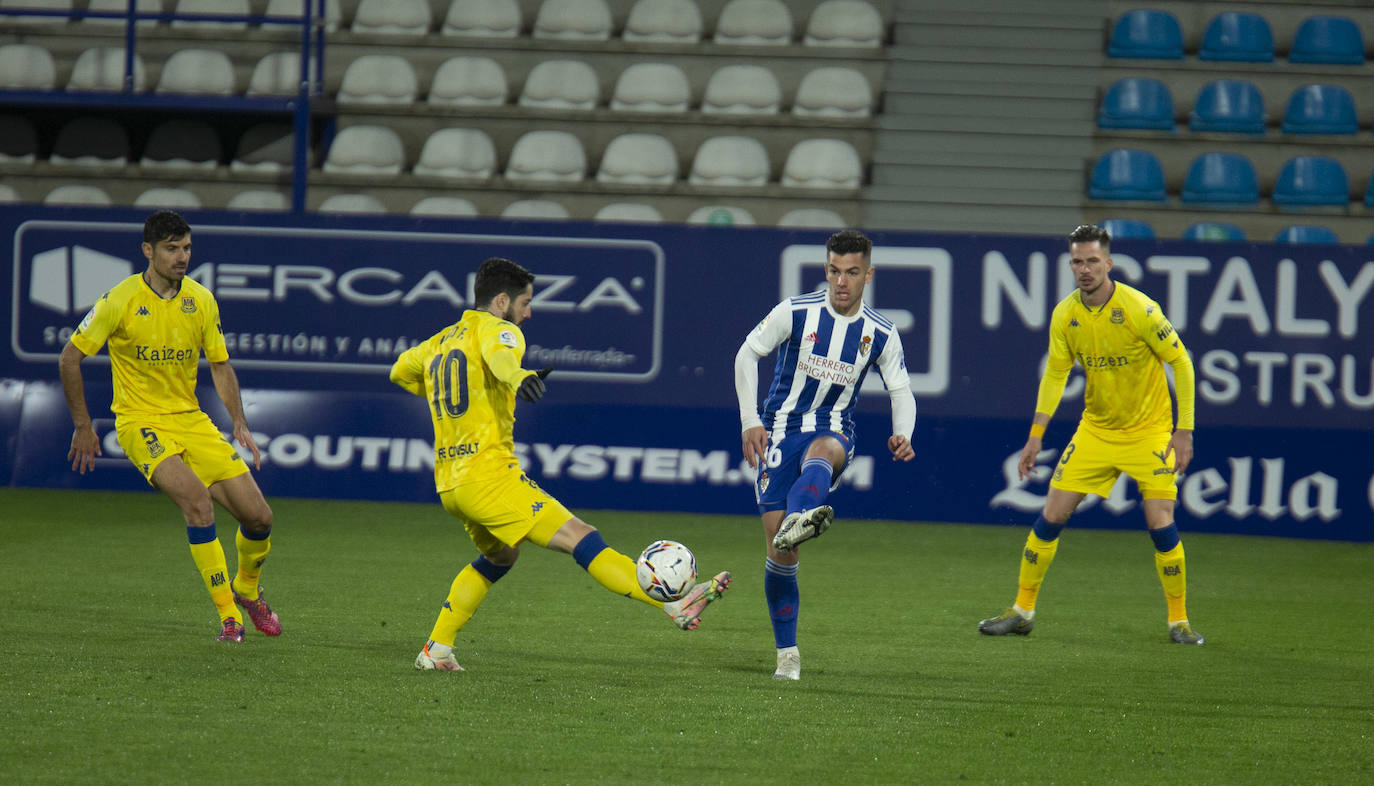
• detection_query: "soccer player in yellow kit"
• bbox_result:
[392,257,731,672]
[979,224,1204,645]
[58,210,279,643]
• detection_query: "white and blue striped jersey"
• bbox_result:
[743,291,911,444]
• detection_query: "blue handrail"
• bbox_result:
[0,0,327,214]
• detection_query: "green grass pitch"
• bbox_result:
[2,486,1371,783]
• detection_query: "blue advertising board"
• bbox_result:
[2,206,1371,540]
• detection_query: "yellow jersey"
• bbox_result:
[70,273,228,417]
[391,309,534,493]
[1037,281,1192,438]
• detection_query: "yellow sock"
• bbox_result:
[1014,533,1060,612]
[232,527,271,601]
[1155,543,1187,623]
[188,535,236,623]
[587,549,662,608]
[428,565,493,647]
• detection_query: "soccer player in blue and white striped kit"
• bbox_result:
[734,229,917,680]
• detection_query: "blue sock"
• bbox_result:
[470,554,512,583]
[1149,523,1180,552]
[785,457,833,516]
[1031,514,1064,542]
[572,530,609,570]
[764,558,799,649]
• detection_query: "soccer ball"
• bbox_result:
[636,540,697,603]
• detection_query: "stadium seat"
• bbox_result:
[803,0,883,48]
[0,184,19,203]
[322,126,405,176]
[264,0,340,32]
[351,0,429,35]
[1,0,72,26]
[84,0,159,25]
[441,0,520,37]
[1189,80,1266,134]
[596,133,678,185]
[781,139,862,189]
[714,0,792,45]
[412,128,497,179]
[68,47,147,92]
[1198,12,1273,62]
[1182,221,1245,241]
[702,65,781,115]
[226,189,289,211]
[156,49,235,95]
[1180,152,1260,205]
[0,115,38,164]
[231,123,295,172]
[504,130,586,182]
[247,52,316,97]
[501,199,570,219]
[622,0,700,43]
[1275,225,1339,244]
[687,205,756,225]
[0,44,57,89]
[1289,16,1364,65]
[1272,156,1349,207]
[1281,85,1358,135]
[172,0,248,29]
[594,202,664,222]
[532,0,611,40]
[410,196,479,216]
[428,56,507,106]
[777,208,847,228]
[338,55,418,105]
[690,136,770,187]
[793,67,872,118]
[610,63,689,112]
[518,59,599,110]
[1099,218,1155,239]
[1097,77,1174,131]
[1106,9,1183,59]
[141,119,220,169]
[50,117,128,167]
[133,187,202,209]
[1087,149,1167,202]
[44,185,112,206]
[318,194,388,214]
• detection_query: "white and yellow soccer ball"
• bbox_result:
[636,540,697,602]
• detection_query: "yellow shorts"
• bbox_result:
[1049,426,1178,501]
[116,411,248,487]
[439,465,573,556]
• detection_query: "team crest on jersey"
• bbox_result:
[498,329,518,348]
[758,471,770,493]
[858,335,872,356]
[181,296,196,313]
[1110,308,1124,324]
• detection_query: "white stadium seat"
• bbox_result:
[156,49,236,95]
[597,133,678,185]
[338,55,418,104]
[0,44,57,89]
[714,0,792,45]
[803,0,883,48]
[441,0,520,37]
[610,63,689,113]
[690,136,770,187]
[247,52,320,97]
[501,199,570,219]
[45,185,113,206]
[68,47,147,92]
[428,56,507,106]
[413,128,497,179]
[504,130,586,182]
[777,208,847,228]
[793,67,872,118]
[323,126,405,176]
[532,0,611,40]
[351,0,429,35]
[686,205,755,226]
[0,184,19,203]
[594,202,664,222]
[411,196,480,216]
[622,0,700,43]
[227,190,289,211]
[518,59,599,110]
[702,65,781,115]
[134,187,202,208]
[318,193,388,213]
[781,139,862,189]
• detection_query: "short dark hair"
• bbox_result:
[143,210,191,245]
[1069,224,1111,249]
[826,229,872,259]
[473,257,535,308]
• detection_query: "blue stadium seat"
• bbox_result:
[1275,225,1339,244]
[1098,78,1174,130]
[1281,84,1358,134]
[1199,12,1274,62]
[1181,152,1259,205]
[1088,149,1167,201]
[1189,80,1265,134]
[1290,16,1364,65]
[1272,156,1349,206]
[1106,9,1183,59]
[1183,222,1246,241]
[1099,218,1155,239]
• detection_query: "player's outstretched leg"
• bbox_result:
[664,572,732,630]
[232,524,280,635]
[773,505,833,552]
[978,515,1061,636]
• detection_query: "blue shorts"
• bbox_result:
[754,430,854,514]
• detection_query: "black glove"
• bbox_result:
[517,367,553,403]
